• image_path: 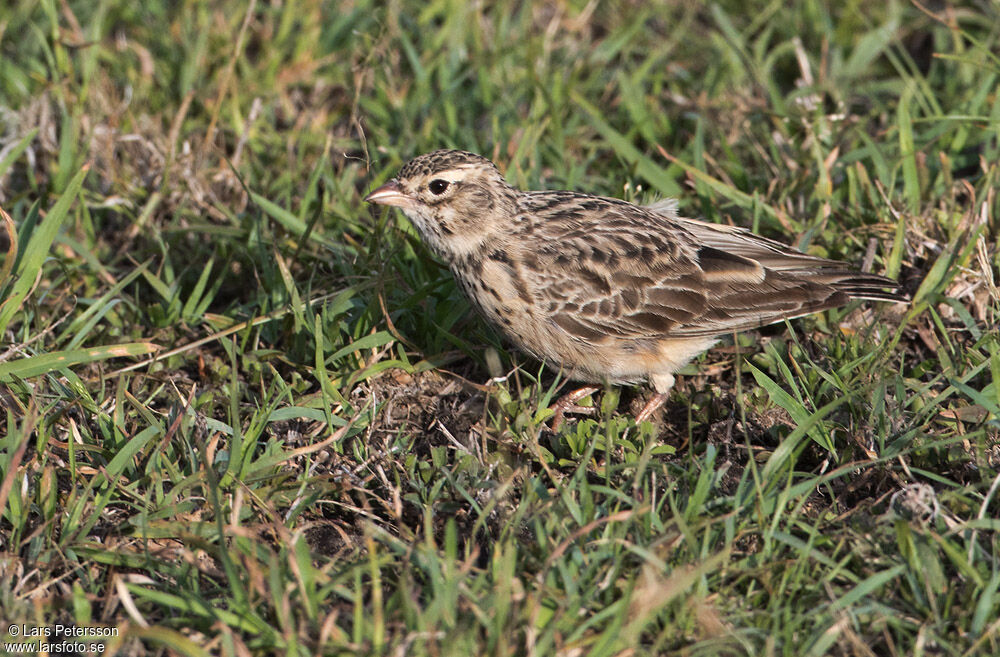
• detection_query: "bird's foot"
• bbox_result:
[635,392,669,424]
[548,385,601,432]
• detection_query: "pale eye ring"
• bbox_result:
[428,179,449,195]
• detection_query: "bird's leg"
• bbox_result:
[635,373,675,424]
[549,385,601,431]
[635,393,669,424]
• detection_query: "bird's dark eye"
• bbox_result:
[428,179,449,195]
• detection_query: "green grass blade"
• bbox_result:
[0,342,159,382]
[0,165,88,335]
[0,129,38,179]
[571,92,682,197]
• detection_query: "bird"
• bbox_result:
[365,149,907,425]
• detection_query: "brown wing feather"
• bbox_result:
[517,193,905,343]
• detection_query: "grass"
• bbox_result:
[1,0,999,654]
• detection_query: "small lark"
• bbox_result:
[365,150,907,423]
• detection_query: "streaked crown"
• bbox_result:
[397,149,501,181]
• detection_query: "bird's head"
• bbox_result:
[364,150,517,261]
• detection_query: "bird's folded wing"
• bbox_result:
[529,218,897,342]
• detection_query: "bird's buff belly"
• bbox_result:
[480,296,716,386]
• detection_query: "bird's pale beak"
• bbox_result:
[364,179,414,209]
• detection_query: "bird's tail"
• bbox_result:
[808,268,909,303]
